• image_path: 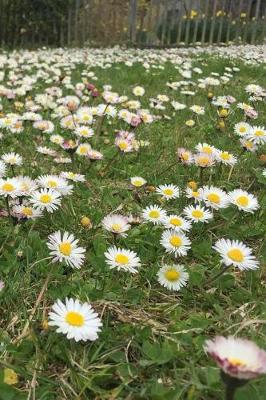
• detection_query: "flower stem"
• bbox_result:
[225,384,236,400]
[205,265,231,286]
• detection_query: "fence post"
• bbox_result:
[209,0,217,44]
[251,0,262,44]
[128,0,138,44]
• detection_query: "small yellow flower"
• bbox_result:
[207,92,214,100]
[4,368,18,385]
[42,319,49,331]
[80,216,92,228]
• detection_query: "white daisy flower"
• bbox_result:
[156,184,180,200]
[163,215,192,232]
[102,214,131,237]
[47,231,86,269]
[37,175,73,196]
[76,143,91,156]
[213,238,259,270]
[48,298,102,342]
[130,176,146,188]
[195,143,217,155]
[142,205,167,225]
[247,126,266,145]
[12,204,43,219]
[185,187,201,203]
[0,178,20,198]
[157,264,189,291]
[2,152,23,166]
[199,186,230,210]
[30,189,61,213]
[132,86,145,96]
[228,189,259,213]
[75,125,94,138]
[216,150,237,166]
[160,230,191,257]
[183,205,213,223]
[104,246,141,273]
[194,152,215,168]
[205,336,266,380]
[240,138,258,153]
[234,122,251,137]
[60,171,85,182]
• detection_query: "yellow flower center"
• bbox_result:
[59,242,72,256]
[149,210,160,219]
[202,146,212,154]
[80,129,88,136]
[132,180,143,187]
[244,141,253,149]
[163,188,174,196]
[192,210,204,219]
[115,254,129,265]
[169,236,182,247]
[239,126,246,133]
[48,180,57,188]
[182,152,189,161]
[40,194,52,203]
[198,156,209,166]
[220,152,230,160]
[170,217,182,226]
[118,141,128,151]
[79,146,88,154]
[228,358,246,367]
[227,248,244,262]
[164,269,181,282]
[2,183,15,192]
[236,196,249,207]
[65,311,84,327]
[111,223,121,232]
[254,130,264,137]
[207,193,220,204]
[22,207,33,216]
[8,157,17,164]
[192,191,199,197]
[83,115,90,121]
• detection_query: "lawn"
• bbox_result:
[0,46,265,400]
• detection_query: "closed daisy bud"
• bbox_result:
[218,120,225,130]
[185,119,195,127]
[81,216,92,228]
[146,185,156,192]
[207,92,214,100]
[42,319,49,331]
[219,108,229,118]
[4,368,18,385]
[187,181,197,190]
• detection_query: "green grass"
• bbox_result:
[0,51,266,400]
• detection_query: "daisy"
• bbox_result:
[142,205,167,225]
[75,125,94,139]
[195,143,216,155]
[213,239,259,270]
[183,205,213,223]
[247,126,266,145]
[12,204,43,219]
[130,176,146,188]
[37,175,73,196]
[30,189,61,213]
[47,231,86,269]
[190,105,205,115]
[240,138,258,153]
[234,122,251,137]
[2,152,23,166]
[163,215,192,232]
[177,148,194,165]
[76,107,94,124]
[76,143,91,156]
[185,187,201,202]
[102,214,130,237]
[87,150,103,160]
[199,186,230,210]
[60,171,85,182]
[160,230,191,257]
[205,336,266,380]
[156,184,180,200]
[48,298,102,342]
[228,189,259,213]
[16,176,38,195]
[194,153,215,168]
[157,264,189,291]
[216,150,237,166]
[104,246,140,273]
[132,86,145,96]
[0,178,20,198]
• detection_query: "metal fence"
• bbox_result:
[0,0,265,49]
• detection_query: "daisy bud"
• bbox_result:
[104,139,110,144]
[218,120,225,130]
[207,92,214,100]
[42,319,49,331]
[187,181,197,190]
[219,108,229,118]
[146,185,156,192]
[185,119,195,127]
[80,216,92,228]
